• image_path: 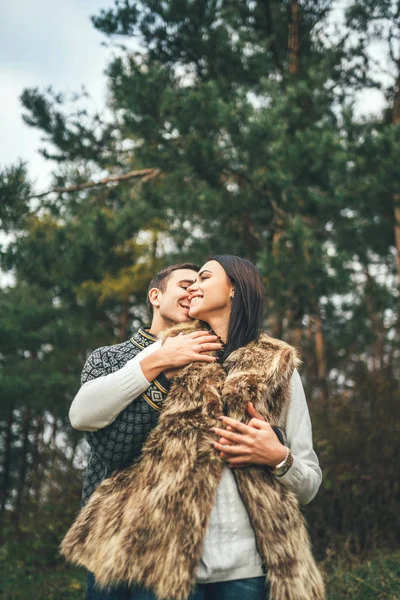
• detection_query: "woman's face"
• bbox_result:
[187,260,234,322]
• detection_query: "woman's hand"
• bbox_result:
[211,402,287,468]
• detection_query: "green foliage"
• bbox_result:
[0,563,86,600]
[0,451,86,600]
[1,552,399,600]
[1,0,399,573]
[326,553,400,600]
[0,164,31,233]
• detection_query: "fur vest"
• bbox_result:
[61,322,325,600]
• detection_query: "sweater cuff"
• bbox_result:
[118,357,152,398]
[155,372,171,392]
[273,454,302,487]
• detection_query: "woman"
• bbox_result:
[62,255,324,600]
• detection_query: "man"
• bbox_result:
[69,263,222,599]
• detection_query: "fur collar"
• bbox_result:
[62,323,324,600]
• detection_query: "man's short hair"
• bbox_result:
[146,263,200,315]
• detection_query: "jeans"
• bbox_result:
[86,573,268,600]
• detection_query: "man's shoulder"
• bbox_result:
[90,339,139,364]
[81,339,140,382]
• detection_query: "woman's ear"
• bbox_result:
[148,287,161,308]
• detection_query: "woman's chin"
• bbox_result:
[189,305,202,320]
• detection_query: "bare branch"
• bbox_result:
[28,168,161,200]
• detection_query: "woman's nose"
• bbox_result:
[187,281,198,294]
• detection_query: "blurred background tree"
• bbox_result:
[0,0,399,593]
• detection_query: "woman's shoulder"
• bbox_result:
[259,332,301,355]
[158,320,206,340]
[249,333,302,373]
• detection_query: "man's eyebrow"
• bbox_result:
[198,270,212,277]
[177,279,196,285]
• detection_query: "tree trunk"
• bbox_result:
[365,270,385,373]
[290,323,303,347]
[32,415,44,503]
[393,66,400,282]
[0,407,14,537]
[263,0,283,73]
[288,309,303,347]
[312,314,329,404]
[119,301,129,342]
[288,0,300,74]
[51,410,57,447]
[13,406,31,527]
[268,310,283,339]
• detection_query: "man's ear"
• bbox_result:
[148,287,162,309]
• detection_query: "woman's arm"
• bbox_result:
[275,369,322,504]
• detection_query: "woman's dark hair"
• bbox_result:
[210,255,264,361]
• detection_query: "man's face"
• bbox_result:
[157,269,198,325]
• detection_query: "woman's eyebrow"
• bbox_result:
[198,270,212,277]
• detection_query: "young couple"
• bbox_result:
[65,255,324,600]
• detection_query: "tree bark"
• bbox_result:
[119,301,130,342]
[13,407,31,527]
[51,410,57,448]
[393,67,400,283]
[0,407,14,536]
[268,310,283,339]
[32,415,44,503]
[312,314,329,404]
[263,0,283,74]
[365,270,385,373]
[288,0,300,74]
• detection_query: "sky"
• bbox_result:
[0,0,110,189]
[0,0,390,193]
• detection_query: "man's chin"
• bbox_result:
[179,309,193,322]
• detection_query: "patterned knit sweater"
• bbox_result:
[80,328,170,503]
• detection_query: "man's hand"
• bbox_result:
[211,402,287,468]
[140,331,222,382]
[162,331,222,367]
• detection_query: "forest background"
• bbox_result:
[1,1,400,599]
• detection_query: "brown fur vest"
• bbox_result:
[61,322,325,600]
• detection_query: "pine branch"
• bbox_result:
[28,168,161,199]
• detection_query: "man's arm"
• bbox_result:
[69,342,161,431]
[70,331,222,431]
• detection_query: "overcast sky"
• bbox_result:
[1,0,389,193]
[0,0,110,188]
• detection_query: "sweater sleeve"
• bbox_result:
[69,340,162,431]
[275,369,322,505]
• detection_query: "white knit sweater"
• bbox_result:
[70,341,322,583]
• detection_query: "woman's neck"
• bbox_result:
[205,316,229,343]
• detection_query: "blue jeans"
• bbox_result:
[86,573,268,600]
